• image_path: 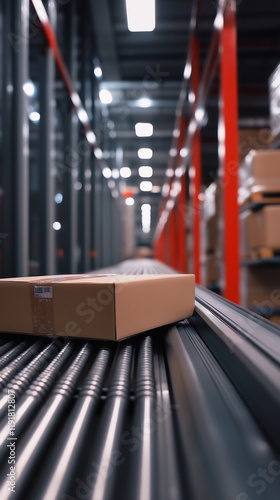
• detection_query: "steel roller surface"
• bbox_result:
[0,259,279,500]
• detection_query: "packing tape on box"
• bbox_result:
[30,283,55,335]
[29,275,111,335]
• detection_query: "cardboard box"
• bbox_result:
[241,266,280,309]
[247,206,280,249]
[240,149,280,193]
[205,254,219,285]
[268,315,280,326]
[240,206,280,255]
[205,215,218,253]
[238,129,270,162]
[0,274,195,341]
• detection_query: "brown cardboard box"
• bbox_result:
[203,182,221,253]
[268,315,280,326]
[247,206,280,249]
[241,266,280,310]
[205,254,219,285]
[240,206,280,254]
[205,215,218,253]
[240,149,280,192]
[0,274,195,340]
[238,129,270,162]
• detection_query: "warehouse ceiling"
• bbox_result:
[89,0,280,244]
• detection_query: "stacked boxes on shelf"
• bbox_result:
[239,149,280,325]
[202,182,220,290]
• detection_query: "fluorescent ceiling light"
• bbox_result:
[139,166,153,178]
[94,148,103,159]
[184,62,192,80]
[99,89,112,104]
[112,168,120,179]
[86,131,96,145]
[77,108,88,124]
[166,199,175,211]
[111,189,119,198]
[195,107,205,123]
[166,168,174,178]
[138,148,153,159]
[180,147,189,158]
[162,183,169,197]
[125,0,155,32]
[108,180,115,189]
[23,81,35,97]
[54,193,63,204]
[102,167,112,179]
[29,111,40,123]
[138,97,152,108]
[125,197,134,206]
[188,91,195,104]
[140,181,153,192]
[214,12,224,30]
[135,122,153,137]
[120,167,131,178]
[74,181,82,191]
[94,66,102,78]
[141,203,151,233]
[175,166,185,178]
[53,221,61,231]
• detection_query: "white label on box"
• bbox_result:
[34,286,53,299]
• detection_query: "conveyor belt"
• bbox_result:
[0,259,280,499]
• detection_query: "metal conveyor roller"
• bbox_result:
[0,259,280,500]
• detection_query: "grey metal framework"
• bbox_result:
[0,0,123,278]
[0,258,280,499]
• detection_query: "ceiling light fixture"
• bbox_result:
[29,111,40,123]
[135,122,153,137]
[169,148,177,158]
[166,168,174,178]
[99,89,113,104]
[141,203,151,233]
[180,147,189,158]
[125,197,135,206]
[184,62,192,80]
[162,183,169,197]
[23,81,36,97]
[94,66,102,78]
[139,166,153,178]
[102,167,112,179]
[140,181,153,192]
[120,167,132,178]
[125,0,155,32]
[137,97,152,108]
[138,148,153,159]
[112,168,120,179]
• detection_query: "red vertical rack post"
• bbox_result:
[220,1,240,303]
[177,116,187,273]
[192,36,201,284]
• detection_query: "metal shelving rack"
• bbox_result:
[0,0,123,277]
[153,0,240,304]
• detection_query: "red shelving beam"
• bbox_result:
[220,1,240,303]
